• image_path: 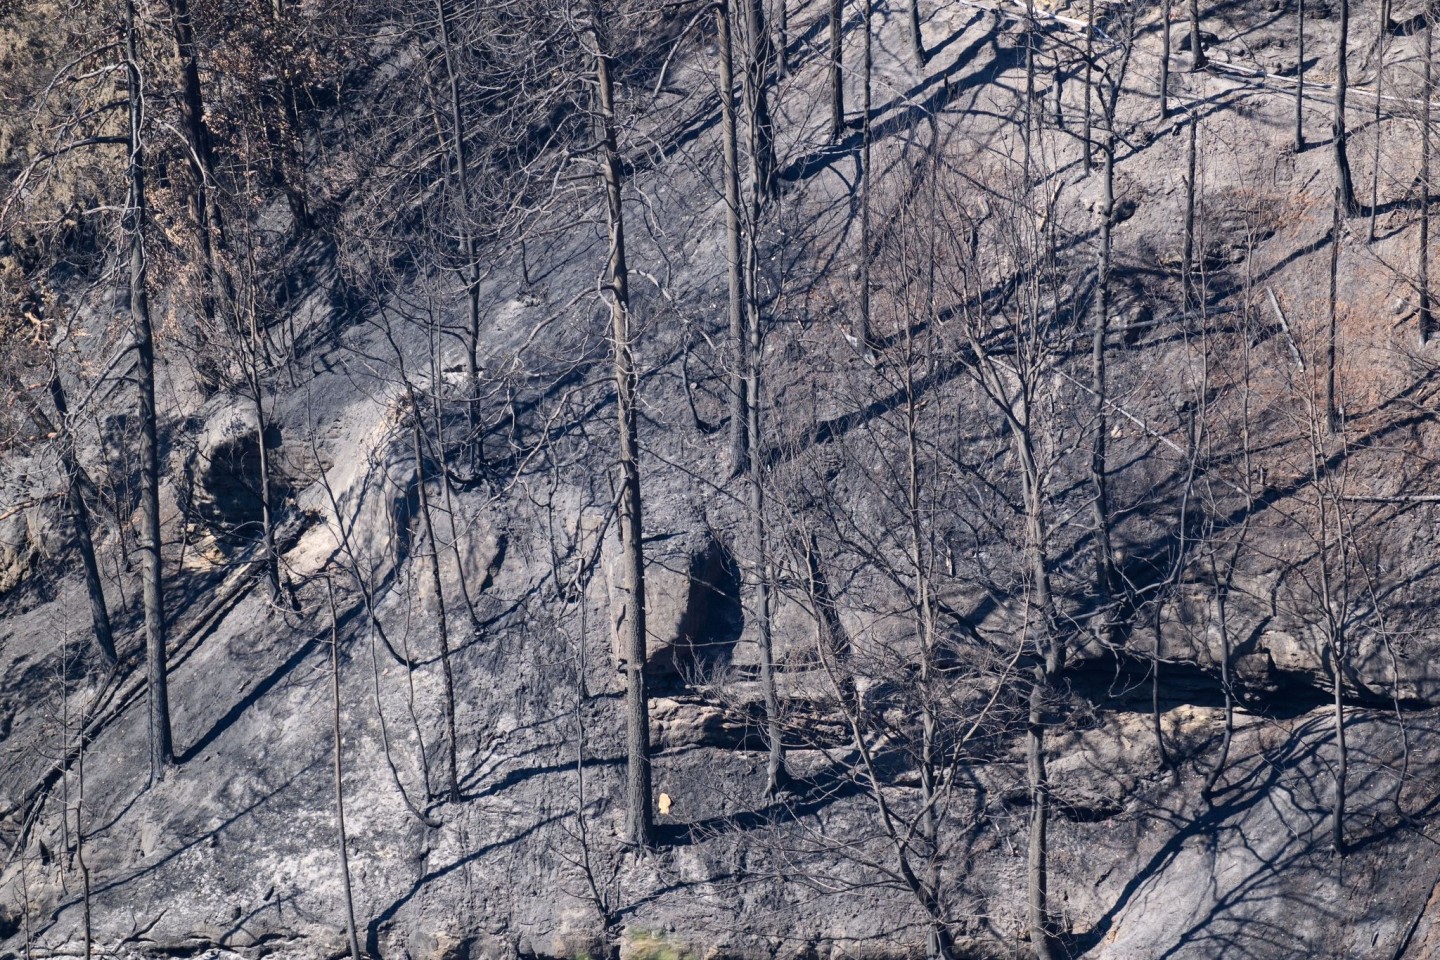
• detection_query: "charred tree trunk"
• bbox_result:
[327,584,363,960]
[1188,0,1206,70]
[718,0,749,477]
[127,0,174,784]
[746,338,787,796]
[1160,0,1172,119]
[1334,0,1359,215]
[1421,7,1433,345]
[49,377,117,666]
[857,0,874,352]
[1331,627,1348,854]
[776,0,789,78]
[247,306,280,600]
[1084,0,1095,170]
[907,0,927,67]
[1090,127,1116,617]
[1016,411,1060,960]
[591,8,654,849]
[1201,557,1236,798]
[163,0,221,322]
[1314,458,1347,853]
[1368,0,1390,241]
[743,47,787,797]
[741,0,778,204]
[1328,196,1342,432]
[1027,667,1053,960]
[1296,0,1307,151]
[1024,0,1036,176]
[267,0,312,232]
[434,0,485,468]
[903,345,944,960]
[412,412,460,803]
[828,0,845,142]
[1183,112,1199,312]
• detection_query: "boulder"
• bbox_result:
[609,533,741,688]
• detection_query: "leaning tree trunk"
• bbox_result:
[591,6,654,850]
[718,0,749,477]
[247,309,280,600]
[127,0,174,784]
[1334,0,1359,215]
[906,0,927,67]
[49,376,117,666]
[326,584,362,960]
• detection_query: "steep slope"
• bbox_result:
[5,1,1440,959]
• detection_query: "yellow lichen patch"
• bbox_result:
[623,930,696,960]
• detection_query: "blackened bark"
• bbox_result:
[591,7,653,849]
[1183,113,1199,312]
[434,0,485,468]
[857,0,873,351]
[1084,0,1094,170]
[1188,0,1206,70]
[746,231,786,797]
[1160,0,1172,119]
[906,0,927,67]
[49,377,116,666]
[127,0,174,784]
[718,1,749,477]
[1368,0,1390,241]
[326,583,362,960]
[1090,128,1116,613]
[1332,632,1348,853]
[1296,0,1307,151]
[1027,667,1053,960]
[740,0,778,203]
[412,413,460,803]
[1422,8,1434,345]
[829,0,845,142]
[163,0,221,309]
[1334,0,1359,215]
[1328,196,1342,432]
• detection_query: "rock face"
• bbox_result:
[608,533,741,689]
[181,398,289,558]
[0,503,56,596]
